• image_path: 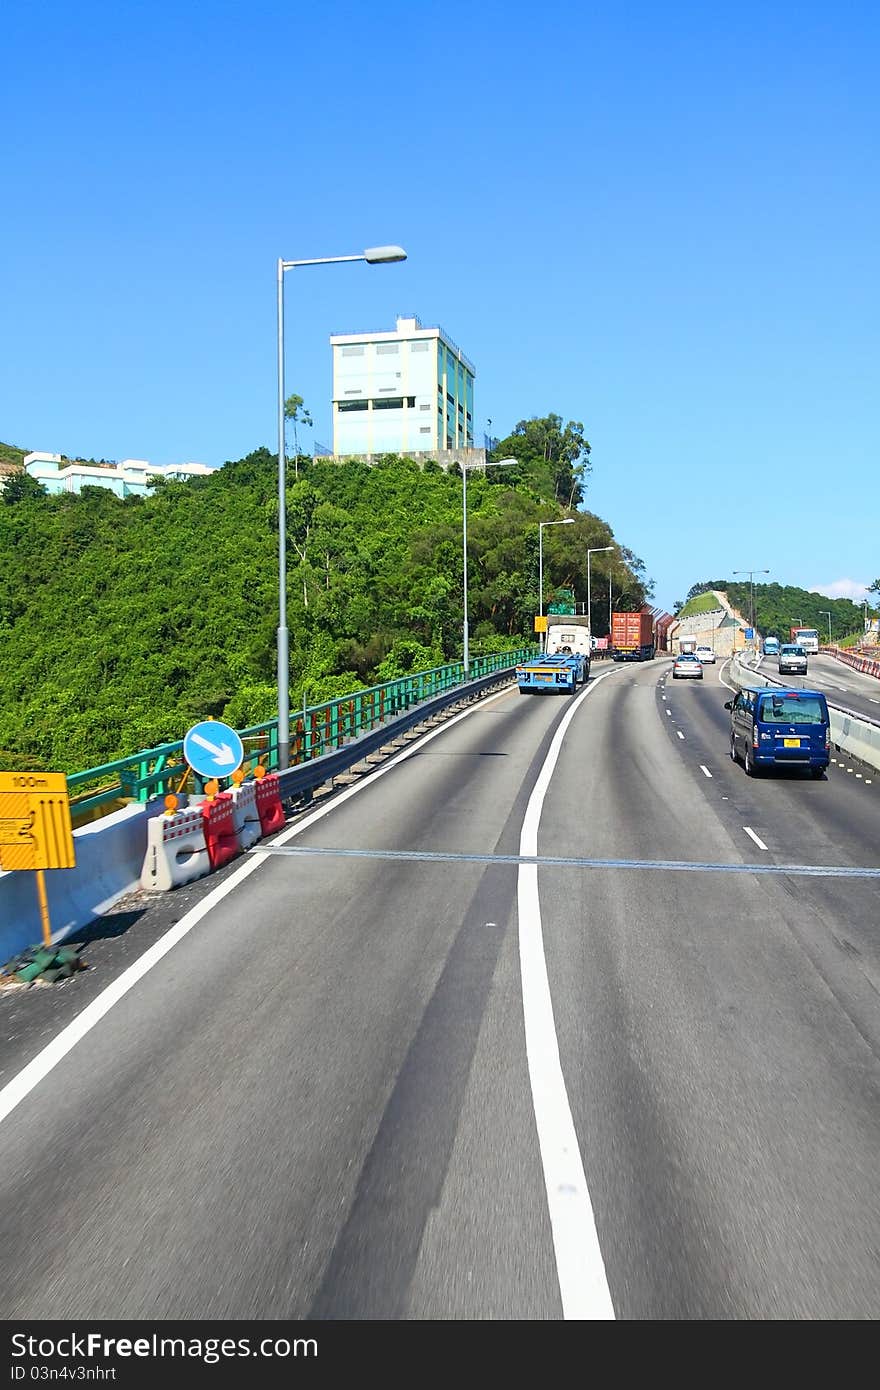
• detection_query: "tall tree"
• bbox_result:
[284,393,314,477]
[493,414,592,507]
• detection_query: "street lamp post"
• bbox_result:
[462,457,517,678]
[732,568,769,638]
[538,518,575,649]
[587,546,614,640]
[276,245,406,769]
[820,610,832,646]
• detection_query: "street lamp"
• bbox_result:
[587,546,614,639]
[462,457,517,678]
[819,610,832,646]
[538,518,576,648]
[732,568,769,636]
[276,245,406,769]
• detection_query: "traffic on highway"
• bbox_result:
[2,650,879,1320]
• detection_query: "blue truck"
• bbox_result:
[516,651,588,694]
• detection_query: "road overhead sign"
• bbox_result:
[0,771,75,871]
[183,720,244,780]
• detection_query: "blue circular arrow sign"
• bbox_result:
[183,720,245,780]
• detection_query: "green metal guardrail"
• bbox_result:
[65,648,538,820]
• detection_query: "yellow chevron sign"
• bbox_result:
[0,772,76,871]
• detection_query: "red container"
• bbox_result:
[255,774,286,837]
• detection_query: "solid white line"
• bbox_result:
[743,826,768,851]
[518,670,616,1320]
[676,731,685,739]
[0,682,519,1130]
[700,765,712,778]
[871,699,880,705]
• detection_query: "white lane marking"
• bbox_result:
[666,709,672,717]
[744,826,768,851]
[700,765,713,778]
[718,659,736,692]
[0,681,521,1130]
[871,699,880,705]
[676,731,685,739]
[518,670,616,1320]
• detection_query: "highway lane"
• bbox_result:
[529,656,880,1316]
[751,651,880,722]
[2,659,880,1318]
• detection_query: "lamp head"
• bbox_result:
[363,245,407,263]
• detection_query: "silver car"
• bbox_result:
[778,644,807,675]
[672,653,704,679]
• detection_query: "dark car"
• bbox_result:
[725,686,830,777]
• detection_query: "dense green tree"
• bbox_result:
[0,442,649,773]
[493,414,591,508]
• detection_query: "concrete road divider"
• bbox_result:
[140,805,211,892]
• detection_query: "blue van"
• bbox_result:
[725,686,830,777]
[762,636,780,656]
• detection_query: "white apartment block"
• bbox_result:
[21,453,214,498]
[330,315,475,457]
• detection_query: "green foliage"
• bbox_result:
[685,579,864,641]
[0,445,649,773]
[2,472,46,505]
[0,441,28,467]
[493,414,591,508]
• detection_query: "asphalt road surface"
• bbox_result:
[751,650,880,723]
[1,658,879,1319]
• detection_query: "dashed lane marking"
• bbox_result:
[743,827,769,851]
[677,731,685,739]
[700,765,713,777]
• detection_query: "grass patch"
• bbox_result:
[679,590,724,616]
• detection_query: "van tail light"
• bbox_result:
[825,728,830,750]
[753,726,760,748]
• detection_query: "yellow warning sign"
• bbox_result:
[534,615,548,633]
[0,773,75,871]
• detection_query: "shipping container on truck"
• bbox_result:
[611,609,655,661]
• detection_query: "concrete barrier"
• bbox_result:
[0,800,167,965]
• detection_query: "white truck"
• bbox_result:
[678,636,697,654]
[545,615,593,667]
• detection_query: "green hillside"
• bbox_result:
[0,442,650,772]
[684,580,864,641]
[0,441,27,467]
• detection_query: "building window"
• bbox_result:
[419,403,431,411]
[376,343,399,355]
[406,396,415,407]
[419,426,431,434]
[373,397,404,409]
[410,340,429,353]
[344,389,363,395]
[338,400,368,412]
[341,345,364,357]
[446,391,455,405]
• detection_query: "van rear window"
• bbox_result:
[758,694,826,723]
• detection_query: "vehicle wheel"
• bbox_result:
[518,687,529,695]
[810,766,825,780]
[744,746,757,777]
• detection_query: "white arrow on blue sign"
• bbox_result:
[183,720,245,780]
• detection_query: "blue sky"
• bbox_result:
[2,0,877,612]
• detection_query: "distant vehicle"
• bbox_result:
[694,645,716,664]
[611,610,655,661]
[678,636,698,654]
[672,653,703,680]
[790,627,819,654]
[762,636,780,656]
[778,644,808,675]
[725,687,830,777]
